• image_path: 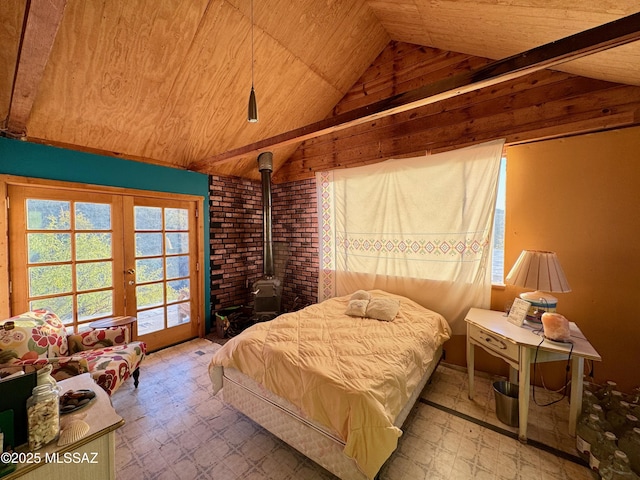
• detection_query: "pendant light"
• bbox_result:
[247,0,258,123]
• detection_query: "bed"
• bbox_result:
[208,290,452,480]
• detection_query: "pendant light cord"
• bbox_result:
[247,0,258,122]
[250,0,254,88]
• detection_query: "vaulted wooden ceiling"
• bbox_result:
[1,1,640,182]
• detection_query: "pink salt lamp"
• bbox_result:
[541,312,571,342]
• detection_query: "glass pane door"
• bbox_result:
[8,187,124,332]
[9,184,199,351]
[124,198,197,351]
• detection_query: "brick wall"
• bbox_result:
[209,175,318,324]
[272,177,319,311]
[209,175,262,317]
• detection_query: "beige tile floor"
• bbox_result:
[112,338,595,480]
[420,361,581,456]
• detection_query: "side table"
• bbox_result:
[465,307,601,442]
[89,315,137,342]
[3,373,123,479]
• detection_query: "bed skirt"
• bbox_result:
[215,345,443,480]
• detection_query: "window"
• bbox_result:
[9,188,123,331]
[492,157,507,284]
[317,140,505,332]
[6,179,202,351]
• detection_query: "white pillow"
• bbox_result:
[350,290,371,301]
[345,299,369,317]
[365,298,400,322]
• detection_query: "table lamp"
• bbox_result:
[505,249,571,323]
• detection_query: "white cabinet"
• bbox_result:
[3,374,123,480]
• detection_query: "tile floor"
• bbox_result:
[420,362,581,456]
[112,338,596,480]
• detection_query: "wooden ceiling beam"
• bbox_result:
[189,11,640,172]
[4,0,68,138]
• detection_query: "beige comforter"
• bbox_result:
[208,290,451,479]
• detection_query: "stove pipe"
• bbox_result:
[257,152,274,277]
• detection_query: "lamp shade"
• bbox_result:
[247,86,258,123]
[505,250,571,293]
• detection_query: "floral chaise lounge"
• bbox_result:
[0,310,146,395]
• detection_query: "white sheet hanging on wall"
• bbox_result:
[316,139,505,334]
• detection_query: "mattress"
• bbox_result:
[209,290,451,479]
[223,366,344,443]
[216,344,442,480]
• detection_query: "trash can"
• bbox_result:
[493,381,519,427]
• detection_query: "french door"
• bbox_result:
[123,196,197,351]
[8,183,201,352]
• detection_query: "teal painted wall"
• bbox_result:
[0,137,212,332]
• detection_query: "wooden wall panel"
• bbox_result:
[20,0,386,174]
[5,0,68,137]
[143,2,346,170]
[273,42,640,183]
[333,44,489,115]
[0,0,26,126]
[370,0,640,87]
[5,1,639,178]
[367,0,425,46]
[27,0,211,167]
[255,0,389,95]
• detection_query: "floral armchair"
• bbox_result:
[0,310,146,396]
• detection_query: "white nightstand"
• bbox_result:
[465,307,601,442]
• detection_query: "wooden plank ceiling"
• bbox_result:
[1,0,639,182]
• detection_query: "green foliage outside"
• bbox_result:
[27,202,190,328]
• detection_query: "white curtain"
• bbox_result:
[316,139,504,333]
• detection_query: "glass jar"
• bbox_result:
[609,402,634,436]
[591,431,618,473]
[618,416,640,440]
[604,391,626,413]
[624,387,640,406]
[577,413,605,461]
[583,390,600,415]
[619,427,640,475]
[600,450,640,480]
[590,403,615,433]
[598,381,619,402]
[36,364,58,389]
[27,384,60,451]
[584,376,601,394]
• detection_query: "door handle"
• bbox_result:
[126,269,135,275]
